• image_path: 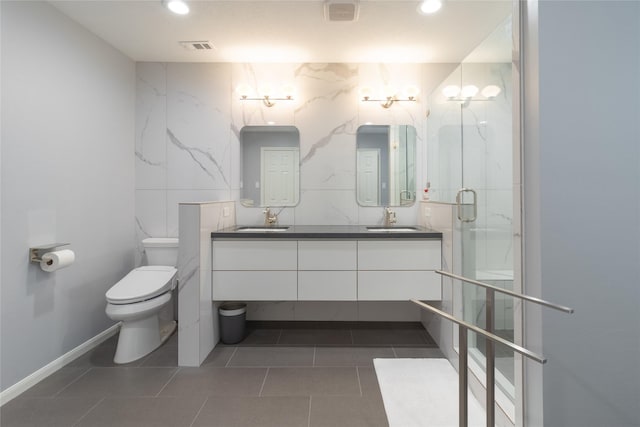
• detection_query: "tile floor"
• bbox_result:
[1,321,443,427]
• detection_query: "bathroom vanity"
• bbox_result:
[210,225,443,302]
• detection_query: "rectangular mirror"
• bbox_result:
[240,126,300,207]
[356,125,416,207]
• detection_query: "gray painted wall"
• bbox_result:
[523,1,640,426]
[0,1,135,391]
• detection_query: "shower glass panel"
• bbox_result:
[427,14,515,407]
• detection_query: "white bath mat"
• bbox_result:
[374,358,485,427]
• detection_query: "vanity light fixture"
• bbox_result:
[360,85,419,109]
[236,83,295,108]
[442,84,502,101]
[164,0,189,15]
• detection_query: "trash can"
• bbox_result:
[219,302,246,344]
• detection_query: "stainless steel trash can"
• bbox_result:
[219,302,246,344]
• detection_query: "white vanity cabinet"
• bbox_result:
[212,240,297,300]
[212,236,442,302]
[298,240,357,300]
[357,240,442,300]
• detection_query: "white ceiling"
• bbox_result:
[51,0,512,64]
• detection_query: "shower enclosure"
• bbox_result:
[426,14,516,413]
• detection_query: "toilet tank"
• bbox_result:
[142,238,179,266]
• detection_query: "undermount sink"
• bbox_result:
[236,226,290,232]
[367,226,419,232]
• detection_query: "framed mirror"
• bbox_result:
[356,125,416,207]
[239,126,300,208]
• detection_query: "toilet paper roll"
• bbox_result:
[40,249,75,272]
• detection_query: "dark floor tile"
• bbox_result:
[200,346,237,367]
[0,397,100,427]
[20,368,89,398]
[357,367,384,398]
[66,344,144,368]
[351,329,433,346]
[310,395,389,427]
[160,367,266,397]
[234,328,281,346]
[56,367,176,398]
[261,367,360,396]
[162,331,179,347]
[98,334,119,347]
[192,396,310,427]
[249,320,355,330]
[76,396,206,427]
[393,347,444,358]
[246,320,289,329]
[278,329,353,345]
[140,344,178,367]
[314,347,395,367]
[350,321,424,330]
[228,346,314,367]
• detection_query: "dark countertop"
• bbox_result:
[211,225,442,239]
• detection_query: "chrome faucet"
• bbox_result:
[383,207,397,227]
[263,207,278,226]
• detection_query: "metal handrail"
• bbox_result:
[411,299,546,364]
[436,270,574,313]
[413,271,574,427]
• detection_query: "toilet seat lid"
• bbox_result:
[106,266,177,304]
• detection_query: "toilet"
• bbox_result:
[105,237,179,364]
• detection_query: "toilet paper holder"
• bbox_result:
[30,243,70,263]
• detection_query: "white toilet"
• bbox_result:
[105,237,179,364]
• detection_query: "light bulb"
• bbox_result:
[404,85,419,100]
[382,85,397,99]
[461,85,479,98]
[165,0,189,15]
[259,84,274,98]
[359,86,373,100]
[236,84,252,99]
[442,85,460,98]
[281,84,295,99]
[481,85,502,98]
[419,0,442,15]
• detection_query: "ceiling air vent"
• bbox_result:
[178,40,215,51]
[324,1,359,22]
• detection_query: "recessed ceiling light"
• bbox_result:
[164,0,189,15]
[418,0,442,15]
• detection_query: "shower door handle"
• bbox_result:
[456,188,477,223]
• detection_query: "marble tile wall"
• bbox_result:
[177,201,235,366]
[135,61,455,259]
[426,62,513,274]
[136,61,453,321]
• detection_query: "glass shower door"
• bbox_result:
[426,13,516,417]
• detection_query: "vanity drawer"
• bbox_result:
[357,271,442,300]
[358,240,441,270]
[298,271,357,300]
[212,271,297,300]
[212,240,297,270]
[298,240,357,270]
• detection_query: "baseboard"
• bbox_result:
[0,323,121,407]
